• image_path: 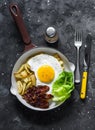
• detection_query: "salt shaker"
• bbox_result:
[44,27,58,44]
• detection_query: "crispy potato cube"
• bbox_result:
[31,74,36,86]
[17,81,23,94]
[16,64,25,73]
[20,70,28,78]
[14,73,22,79]
[26,81,33,88]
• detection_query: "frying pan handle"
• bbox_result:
[9,3,34,48]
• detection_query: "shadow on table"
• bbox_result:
[14,92,76,126]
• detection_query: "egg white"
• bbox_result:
[27,54,63,93]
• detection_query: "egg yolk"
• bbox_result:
[37,65,55,83]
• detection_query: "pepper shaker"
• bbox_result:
[44,27,59,44]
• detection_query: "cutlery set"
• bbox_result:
[74,31,82,83]
[74,32,92,99]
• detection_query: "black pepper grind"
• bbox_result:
[44,27,59,44]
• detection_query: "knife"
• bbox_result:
[80,34,92,99]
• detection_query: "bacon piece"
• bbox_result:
[23,85,53,109]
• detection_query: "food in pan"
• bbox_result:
[52,71,74,102]
[27,53,64,87]
[14,53,74,109]
[23,85,53,108]
[14,63,36,95]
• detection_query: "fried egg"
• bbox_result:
[37,64,55,83]
[27,53,63,93]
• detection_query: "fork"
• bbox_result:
[74,31,82,83]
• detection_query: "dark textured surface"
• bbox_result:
[0,0,95,130]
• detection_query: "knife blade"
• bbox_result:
[80,34,92,99]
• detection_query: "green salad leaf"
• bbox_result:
[52,71,74,102]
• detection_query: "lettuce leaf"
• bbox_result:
[52,71,74,102]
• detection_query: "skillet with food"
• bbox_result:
[10,3,75,111]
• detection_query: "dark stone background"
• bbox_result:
[0,0,95,130]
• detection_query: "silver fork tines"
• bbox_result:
[75,31,82,44]
[74,31,82,83]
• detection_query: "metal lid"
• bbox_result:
[46,27,56,38]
